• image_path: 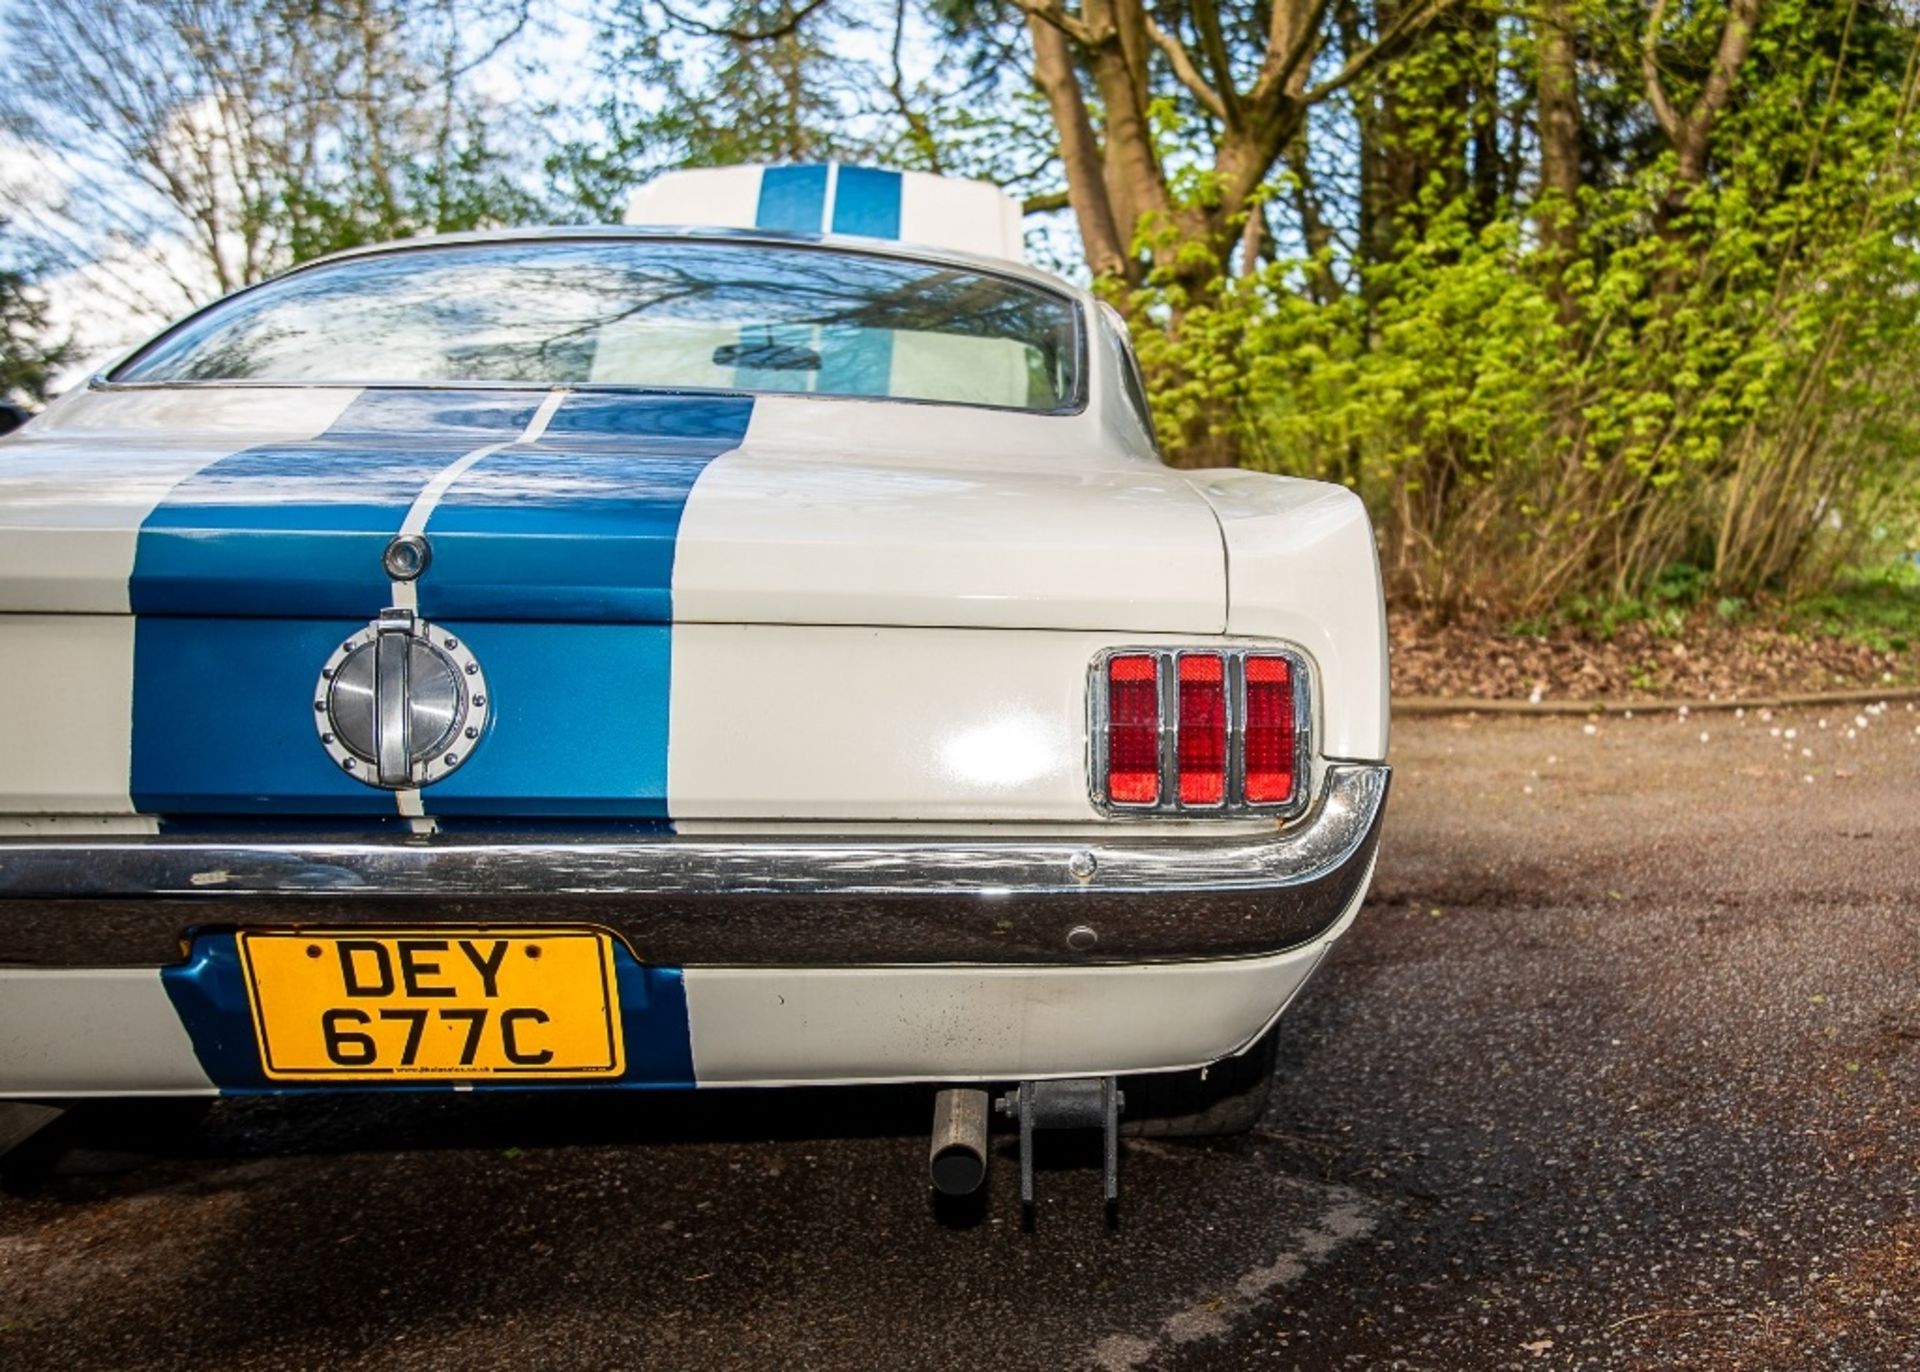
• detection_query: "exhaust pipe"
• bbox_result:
[928,1088,990,1196]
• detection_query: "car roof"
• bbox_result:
[282,225,1088,302]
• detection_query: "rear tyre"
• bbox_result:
[1121,1025,1280,1138]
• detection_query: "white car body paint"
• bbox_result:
[670,398,1227,636]
[895,171,1025,263]
[671,624,1114,822]
[680,884,1357,1086]
[671,624,1335,822]
[1182,472,1392,762]
[0,616,141,816]
[0,967,212,1096]
[0,388,362,817]
[624,167,767,239]
[0,387,360,615]
[0,328,1386,823]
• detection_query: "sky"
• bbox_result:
[3,0,602,388]
[2,0,1062,397]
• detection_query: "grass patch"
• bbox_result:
[1497,558,1920,655]
[1788,560,1920,654]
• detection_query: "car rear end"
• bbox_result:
[0,199,1388,1181]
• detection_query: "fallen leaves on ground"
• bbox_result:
[1389,610,1917,702]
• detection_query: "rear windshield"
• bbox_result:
[112,239,1082,413]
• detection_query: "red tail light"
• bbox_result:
[1094,647,1305,815]
[1243,654,1297,805]
[1104,653,1160,806]
[1176,654,1226,806]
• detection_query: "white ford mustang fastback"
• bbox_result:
[0,165,1387,1201]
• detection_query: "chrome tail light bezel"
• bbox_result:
[1088,646,1313,820]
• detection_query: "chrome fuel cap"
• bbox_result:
[315,609,488,789]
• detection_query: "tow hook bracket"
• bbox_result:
[995,1076,1123,1212]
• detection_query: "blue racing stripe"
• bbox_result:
[414,621,675,817]
[132,390,543,617]
[754,164,828,233]
[162,932,696,1092]
[830,166,903,239]
[414,393,752,817]
[130,389,539,816]
[132,618,685,817]
[420,392,753,623]
[130,390,752,818]
[133,616,396,814]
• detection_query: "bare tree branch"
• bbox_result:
[1640,0,1683,141]
[1247,0,1335,125]
[1009,0,1107,51]
[1145,16,1230,121]
[1642,0,1765,185]
[885,0,944,172]
[654,0,829,44]
[1024,11,1128,276]
[1305,0,1461,104]
[1190,0,1244,126]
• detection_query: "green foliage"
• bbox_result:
[1788,560,1920,653]
[1130,0,1920,617]
[0,242,73,406]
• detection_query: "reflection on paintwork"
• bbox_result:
[674,442,1233,635]
[937,712,1064,790]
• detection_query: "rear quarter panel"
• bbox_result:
[1180,472,1390,763]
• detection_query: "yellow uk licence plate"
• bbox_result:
[237,928,624,1082]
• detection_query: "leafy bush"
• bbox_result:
[1130,0,1920,620]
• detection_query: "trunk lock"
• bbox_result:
[382,534,432,581]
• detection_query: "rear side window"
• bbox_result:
[1099,307,1156,448]
[115,239,1084,413]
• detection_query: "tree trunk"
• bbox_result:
[1081,5,1172,264]
[1644,0,1765,217]
[1026,16,1130,280]
[1535,0,1581,310]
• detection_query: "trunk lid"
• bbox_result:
[0,388,1226,631]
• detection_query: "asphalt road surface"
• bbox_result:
[2,707,1916,1370]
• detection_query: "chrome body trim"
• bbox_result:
[0,763,1388,970]
[382,533,431,581]
[373,614,410,786]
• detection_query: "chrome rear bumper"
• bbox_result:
[0,764,1388,969]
